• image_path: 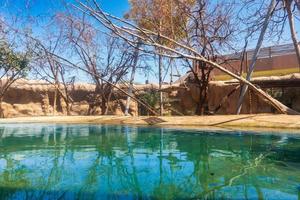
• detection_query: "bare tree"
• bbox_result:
[0,4,75,116]
[177,0,237,115]
[0,0,172,117]
[31,29,75,115]
[58,13,139,115]
[236,0,300,113]
[72,0,298,115]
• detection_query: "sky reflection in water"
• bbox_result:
[0,124,299,199]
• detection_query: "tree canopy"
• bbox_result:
[126,0,195,44]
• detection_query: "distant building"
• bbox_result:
[191,43,300,79]
[216,43,300,77]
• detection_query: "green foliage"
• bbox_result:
[0,41,29,76]
[140,89,159,108]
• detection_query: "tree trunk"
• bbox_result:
[158,54,164,116]
[236,0,276,114]
[65,94,71,116]
[64,91,71,116]
[101,87,107,115]
[104,90,113,115]
[101,98,107,115]
[204,58,299,115]
[125,42,140,116]
[194,60,211,116]
[0,96,4,118]
[286,0,300,70]
[66,103,71,116]
[53,87,57,115]
[75,1,300,116]
[53,52,160,116]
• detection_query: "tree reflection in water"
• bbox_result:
[0,124,299,199]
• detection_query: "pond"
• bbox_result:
[0,124,299,199]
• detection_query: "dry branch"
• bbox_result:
[75,1,299,115]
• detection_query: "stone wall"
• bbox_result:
[1,79,138,118]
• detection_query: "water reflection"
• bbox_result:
[0,124,299,199]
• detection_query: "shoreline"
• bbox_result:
[0,114,299,133]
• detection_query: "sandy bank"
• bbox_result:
[0,114,299,132]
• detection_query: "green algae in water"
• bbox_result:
[0,124,299,199]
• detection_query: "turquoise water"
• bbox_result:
[0,124,299,199]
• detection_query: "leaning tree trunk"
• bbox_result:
[53,42,297,115]
[204,59,299,115]
[125,42,140,116]
[236,0,276,114]
[286,0,300,70]
[74,1,300,116]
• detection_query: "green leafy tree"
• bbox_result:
[0,41,29,117]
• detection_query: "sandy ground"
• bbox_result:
[0,114,299,132]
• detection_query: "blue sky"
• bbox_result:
[0,0,129,16]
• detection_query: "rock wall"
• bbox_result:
[2,77,299,117]
[1,79,138,118]
[207,82,273,114]
[169,81,300,115]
